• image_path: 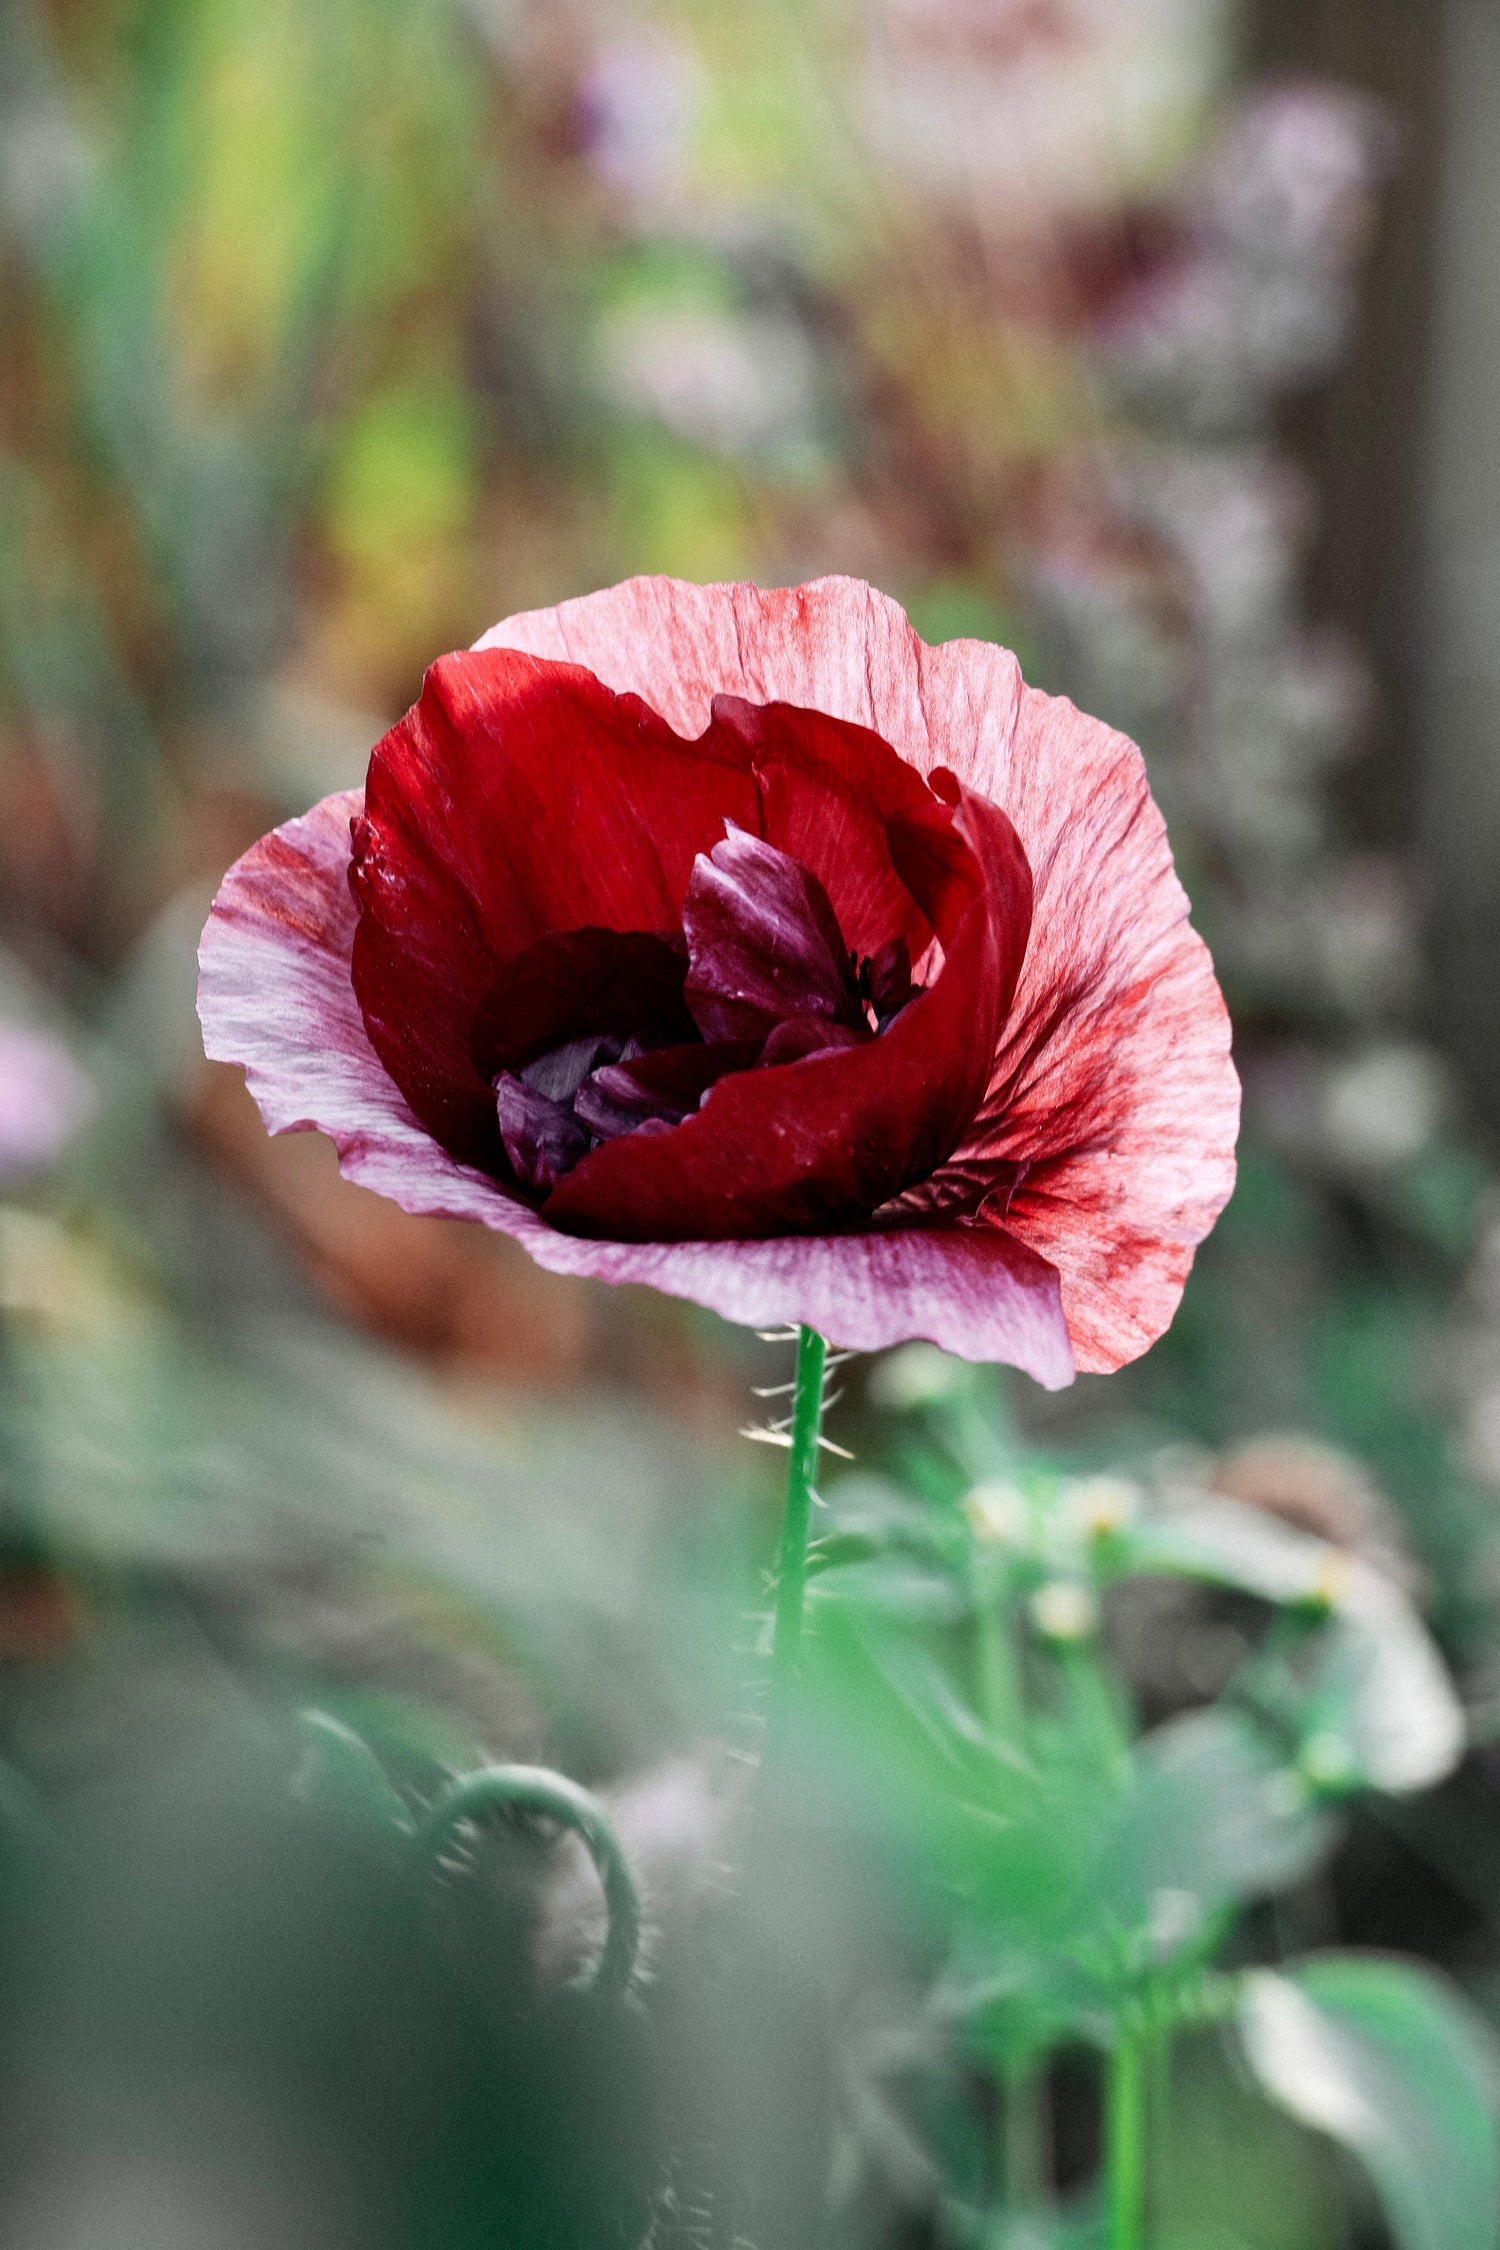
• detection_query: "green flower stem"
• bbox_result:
[771,1325,828,1678]
[413,1764,641,2001]
[1146,2027,1173,2214]
[1106,2026,1147,2250]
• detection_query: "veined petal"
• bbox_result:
[479,576,1238,1369]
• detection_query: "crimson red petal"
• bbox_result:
[470,927,693,1082]
[196,790,1072,1381]
[708,695,937,966]
[480,577,1239,1370]
[349,649,758,1161]
[576,1039,762,1134]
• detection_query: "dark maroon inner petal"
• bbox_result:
[576,1039,762,1136]
[681,825,864,1043]
[521,1032,626,1105]
[756,1017,869,1068]
[471,927,694,1082]
[494,1073,592,1194]
[543,785,1032,1243]
[862,936,913,1023]
[470,819,958,1215]
[468,826,936,1207]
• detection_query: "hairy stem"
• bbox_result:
[413,1764,641,2001]
[1105,2026,1147,2250]
[771,1325,828,1677]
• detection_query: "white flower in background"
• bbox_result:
[597,300,820,461]
[1121,446,1307,648]
[0,1019,90,1185]
[580,25,702,206]
[1320,1043,1450,1175]
[859,0,1229,226]
[963,1478,1027,1545]
[1059,1474,1141,1539]
[1029,1579,1099,1641]
[1105,84,1396,426]
[1202,83,1397,277]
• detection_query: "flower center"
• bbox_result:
[477,826,920,1197]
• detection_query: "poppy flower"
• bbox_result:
[198,576,1237,1388]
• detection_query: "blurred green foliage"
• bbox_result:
[1,1,1499,2245]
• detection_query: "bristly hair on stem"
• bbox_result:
[740,1329,854,1459]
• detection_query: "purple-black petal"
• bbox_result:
[574,1038,761,1138]
[494,1072,592,1194]
[681,825,862,1043]
[521,1033,624,1105]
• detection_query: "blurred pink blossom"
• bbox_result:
[0,1020,89,1184]
[860,0,1228,225]
[578,27,701,206]
[1104,82,1398,419]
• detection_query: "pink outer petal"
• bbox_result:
[479,576,1239,1373]
[197,789,1074,1386]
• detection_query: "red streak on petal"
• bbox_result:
[479,575,1238,1371]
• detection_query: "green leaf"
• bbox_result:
[294,1711,411,1835]
[1122,1496,1342,1606]
[1122,1499,1464,1794]
[1097,1709,1331,1955]
[1295,1581,1464,1797]
[1240,1955,1500,2250]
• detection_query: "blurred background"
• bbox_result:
[3,2,1500,2246]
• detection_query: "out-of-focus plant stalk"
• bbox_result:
[975,1575,1025,1745]
[1106,2026,1147,2250]
[772,1325,828,1676]
[1145,2027,1172,2228]
[1003,2063,1048,2212]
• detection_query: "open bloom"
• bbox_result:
[198,576,1237,1387]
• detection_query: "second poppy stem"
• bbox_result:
[771,1324,828,1678]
